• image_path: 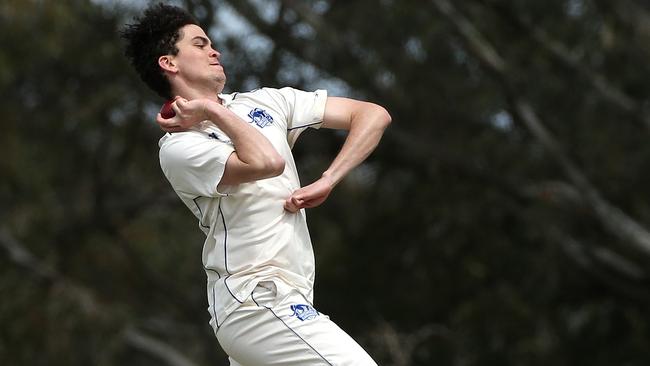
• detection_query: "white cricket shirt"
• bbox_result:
[158,87,327,330]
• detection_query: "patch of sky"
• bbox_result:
[566,0,585,18]
[490,110,513,131]
[248,0,281,23]
[405,37,427,62]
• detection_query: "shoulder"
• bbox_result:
[228,87,293,103]
[230,87,315,102]
[225,88,296,121]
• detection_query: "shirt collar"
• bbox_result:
[218,93,234,107]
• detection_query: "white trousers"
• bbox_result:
[216,282,378,366]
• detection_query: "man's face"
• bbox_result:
[171,24,226,89]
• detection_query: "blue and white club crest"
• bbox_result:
[290,304,319,321]
[248,108,274,128]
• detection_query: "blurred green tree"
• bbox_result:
[1,0,649,365]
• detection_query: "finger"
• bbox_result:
[287,195,306,211]
[291,190,310,202]
[291,197,306,208]
[171,100,183,115]
[156,113,182,132]
[175,97,190,108]
[284,197,295,209]
[163,126,185,133]
[284,199,299,213]
[156,113,177,124]
[156,112,168,123]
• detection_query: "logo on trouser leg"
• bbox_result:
[290,304,318,321]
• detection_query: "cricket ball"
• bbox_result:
[160,97,179,119]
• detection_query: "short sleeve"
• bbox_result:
[159,132,235,198]
[265,87,328,147]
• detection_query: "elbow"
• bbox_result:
[382,107,392,128]
[260,155,285,178]
[373,104,392,129]
[268,156,286,176]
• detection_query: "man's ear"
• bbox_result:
[158,55,177,74]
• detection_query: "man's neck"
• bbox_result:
[172,83,225,104]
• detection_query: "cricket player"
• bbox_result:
[121,3,391,365]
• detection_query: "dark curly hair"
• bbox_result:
[120,3,198,99]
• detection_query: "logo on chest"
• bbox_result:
[248,108,274,128]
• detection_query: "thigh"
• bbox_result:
[227,357,242,366]
[217,283,377,366]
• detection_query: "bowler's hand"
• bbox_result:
[156,97,209,133]
[284,176,334,213]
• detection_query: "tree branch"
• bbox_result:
[552,231,650,303]
[223,0,405,103]
[371,320,450,366]
[431,0,650,258]
[124,326,200,366]
[477,0,650,131]
[0,226,58,280]
[0,226,203,366]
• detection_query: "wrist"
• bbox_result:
[321,171,338,188]
[204,99,229,123]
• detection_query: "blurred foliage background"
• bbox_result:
[2,0,650,365]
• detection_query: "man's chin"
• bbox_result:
[214,75,226,90]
